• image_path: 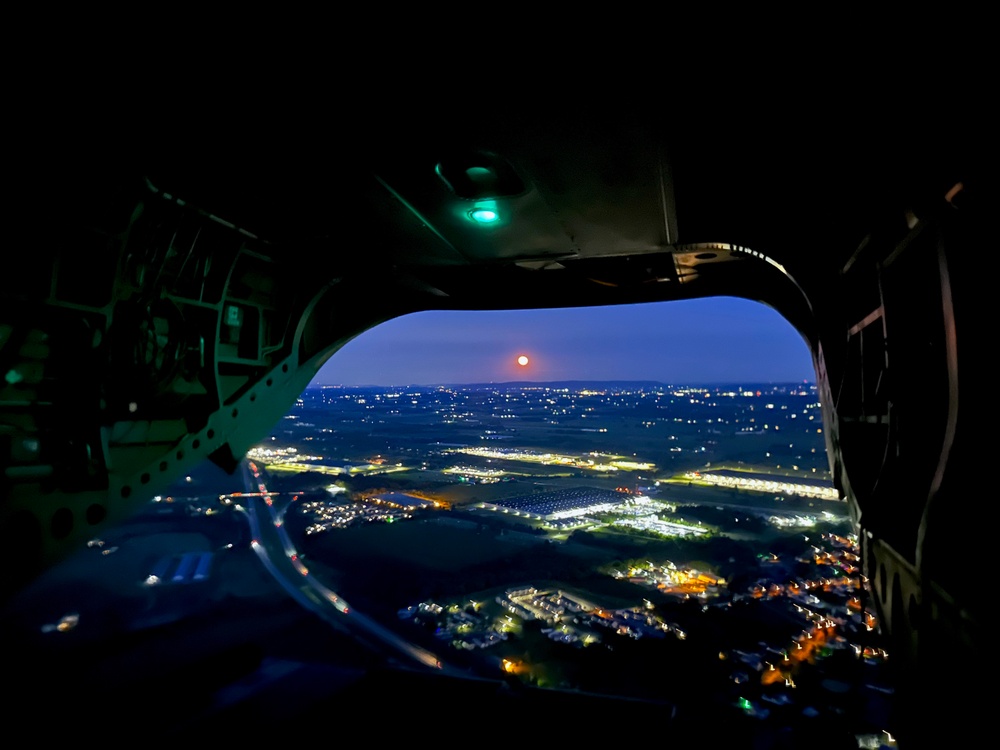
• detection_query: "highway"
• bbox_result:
[237,459,453,674]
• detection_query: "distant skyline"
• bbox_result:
[313,297,816,387]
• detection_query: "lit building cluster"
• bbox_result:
[768,514,822,528]
[266,458,408,478]
[722,530,890,711]
[442,465,508,483]
[612,561,726,599]
[612,515,707,538]
[685,469,840,500]
[614,497,675,516]
[584,607,677,641]
[563,495,709,538]
[299,497,416,534]
[247,445,323,464]
[496,586,590,623]
[399,599,512,651]
[448,446,654,474]
[490,586,680,644]
[479,487,633,520]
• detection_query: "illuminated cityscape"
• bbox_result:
[2,381,897,747]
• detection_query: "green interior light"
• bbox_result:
[469,208,499,224]
[466,166,496,182]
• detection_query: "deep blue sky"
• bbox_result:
[312,296,815,387]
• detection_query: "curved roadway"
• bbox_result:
[238,459,455,674]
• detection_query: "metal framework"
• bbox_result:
[1,112,987,744]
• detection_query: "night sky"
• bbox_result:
[313,296,815,387]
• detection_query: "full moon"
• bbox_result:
[517,355,529,367]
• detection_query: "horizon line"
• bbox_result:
[307,379,817,388]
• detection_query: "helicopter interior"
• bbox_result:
[1,106,987,745]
